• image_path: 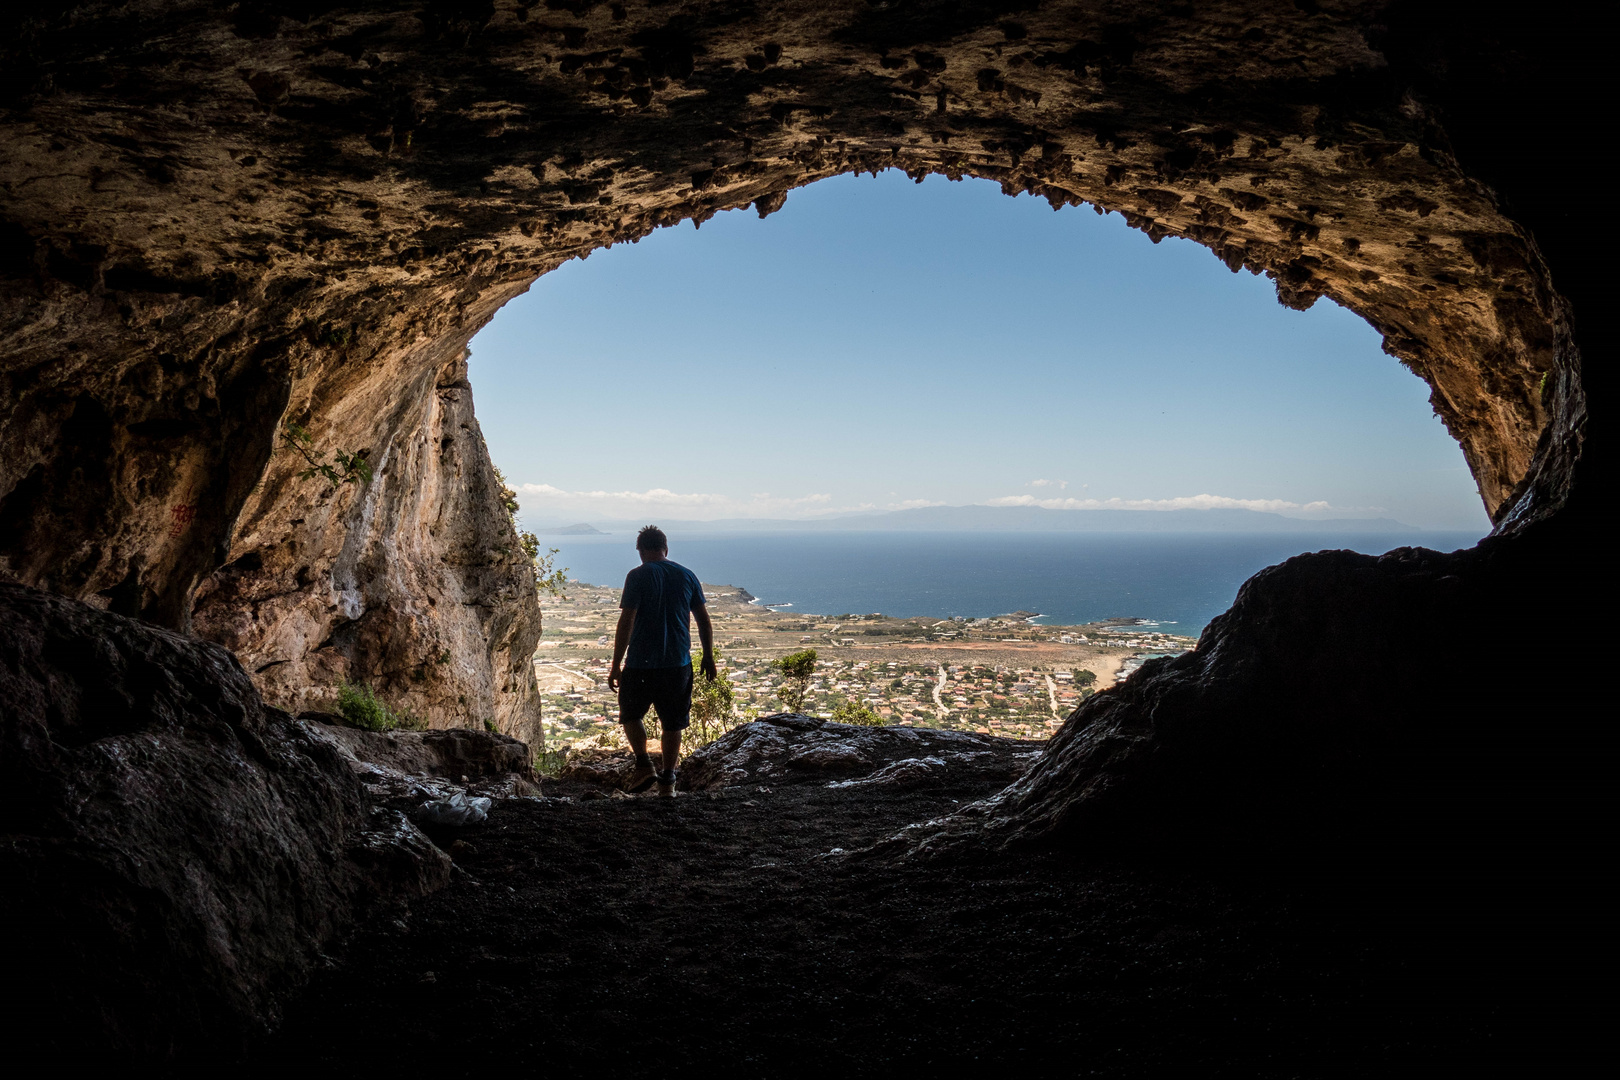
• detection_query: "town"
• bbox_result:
[534,578,1197,748]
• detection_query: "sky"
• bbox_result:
[467,170,1492,532]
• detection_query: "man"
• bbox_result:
[607,525,716,796]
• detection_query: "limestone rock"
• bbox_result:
[317,722,533,781]
[311,720,542,815]
[557,743,645,790]
[680,715,1041,792]
[0,582,450,1058]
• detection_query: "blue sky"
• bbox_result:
[468,170,1491,532]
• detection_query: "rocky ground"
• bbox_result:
[261,716,1599,1069]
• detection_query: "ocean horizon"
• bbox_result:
[538,529,1487,637]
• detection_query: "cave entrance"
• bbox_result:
[465,170,1492,745]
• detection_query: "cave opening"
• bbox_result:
[468,168,1492,689]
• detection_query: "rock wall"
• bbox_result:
[0,582,450,1058]
[888,532,1601,859]
[0,1,1592,735]
[190,339,544,742]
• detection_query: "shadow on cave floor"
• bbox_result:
[263,775,1600,1069]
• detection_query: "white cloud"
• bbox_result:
[516,483,847,520]
[516,483,1386,522]
[983,492,1383,517]
[1026,478,1069,489]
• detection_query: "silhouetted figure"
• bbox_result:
[607,526,716,796]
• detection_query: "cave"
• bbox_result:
[0,0,1604,1064]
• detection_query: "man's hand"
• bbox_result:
[610,607,635,693]
[692,604,716,681]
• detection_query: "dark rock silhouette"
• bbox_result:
[889,535,1598,857]
[0,582,452,1057]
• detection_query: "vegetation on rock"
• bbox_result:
[337,682,424,732]
[282,422,373,488]
[690,648,741,746]
[495,466,568,598]
[831,698,885,727]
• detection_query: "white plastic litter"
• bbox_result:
[418,791,491,826]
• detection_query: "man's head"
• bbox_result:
[636,525,668,560]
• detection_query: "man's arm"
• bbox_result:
[608,607,635,691]
[692,605,716,680]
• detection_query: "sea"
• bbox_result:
[538,530,1486,638]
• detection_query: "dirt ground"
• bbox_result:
[261,765,1601,1070]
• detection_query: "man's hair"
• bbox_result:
[636,525,668,552]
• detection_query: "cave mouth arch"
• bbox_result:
[0,0,1586,755]
[469,168,1495,562]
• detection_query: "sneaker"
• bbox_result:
[624,760,656,793]
[656,770,678,798]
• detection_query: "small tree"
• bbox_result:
[773,648,817,713]
[689,647,739,746]
[831,697,884,727]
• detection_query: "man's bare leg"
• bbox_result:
[622,717,649,758]
[658,728,682,796]
[621,718,657,790]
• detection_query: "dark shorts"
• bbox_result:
[618,664,693,731]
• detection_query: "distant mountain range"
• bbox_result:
[530,504,1423,535]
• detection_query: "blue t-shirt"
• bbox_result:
[620,559,707,668]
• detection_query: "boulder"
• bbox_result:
[889,538,1601,859]
[310,721,543,816]
[680,715,1042,792]
[0,583,450,1059]
[314,722,533,782]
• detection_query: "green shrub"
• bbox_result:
[337,682,399,731]
[830,698,884,727]
[392,708,428,731]
[688,648,740,748]
[534,747,568,777]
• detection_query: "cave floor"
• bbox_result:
[265,777,1591,1070]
